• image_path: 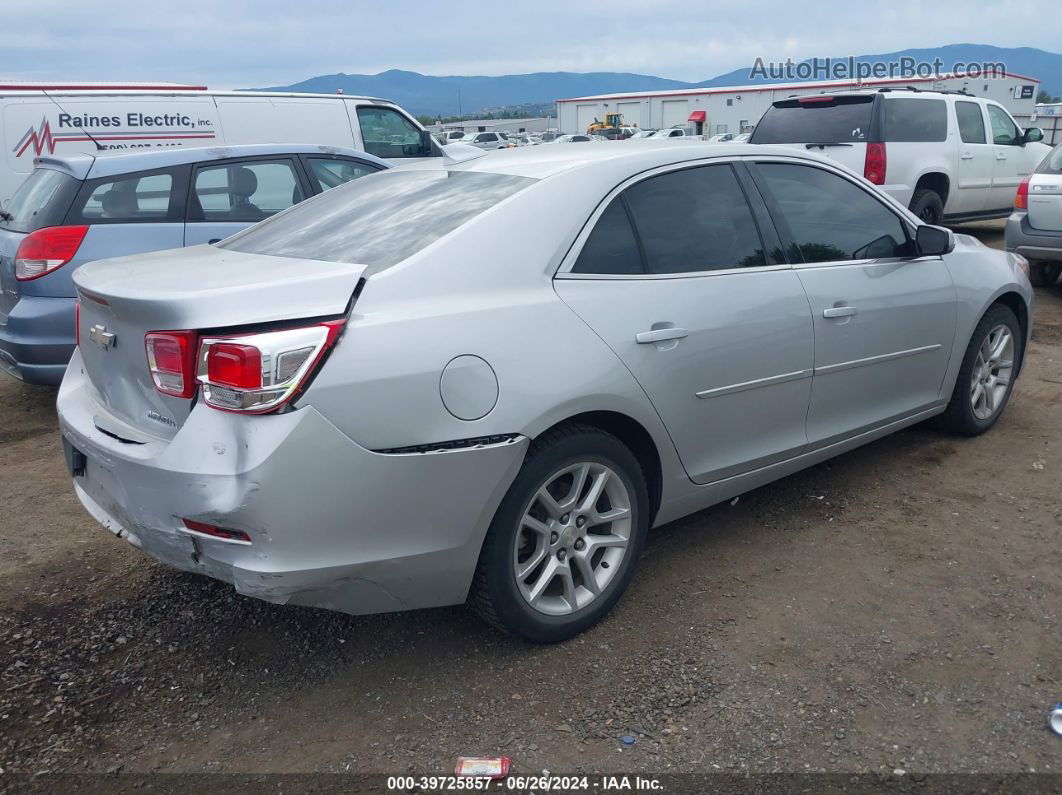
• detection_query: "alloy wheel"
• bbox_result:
[512,461,632,616]
[970,323,1014,420]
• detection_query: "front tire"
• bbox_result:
[909,189,944,226]
[469,424,649,642]
[940,304,1022,436]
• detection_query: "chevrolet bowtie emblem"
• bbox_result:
[89,324,116,349]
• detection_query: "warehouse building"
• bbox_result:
[557,72,1041,136]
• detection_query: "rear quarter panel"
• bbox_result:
[940,234,1033,394]
[299,166,691,511]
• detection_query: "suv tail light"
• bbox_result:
[15,225,89,281]
[145,331,198,398]
[863,142,887,185]
[198,320,345,413]
[1015,175,1031,210]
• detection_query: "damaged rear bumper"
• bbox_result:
[57,357,528,615]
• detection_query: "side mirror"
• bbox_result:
[1024,127,1044,144]
[916,224,955,257]
[419,129,434,155]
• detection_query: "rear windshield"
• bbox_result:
[219,169,535,272]
[1037,145,1062,174]
[751,96,875,144]
[0,168,79,234]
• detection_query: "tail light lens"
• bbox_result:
[1015,176,1030,210]
[15,225,89,281]
[864,142,887,185]
[145,331,198,398]
[198,320,345,413]
[182,519,251,543]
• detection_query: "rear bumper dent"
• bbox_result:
[58,360,529,615]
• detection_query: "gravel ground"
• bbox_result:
[1,222,1060,780]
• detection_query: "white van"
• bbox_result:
[0,87,439,202]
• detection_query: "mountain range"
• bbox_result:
[249,44,1062,118]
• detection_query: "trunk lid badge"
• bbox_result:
[89,324,115,349]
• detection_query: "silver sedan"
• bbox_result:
[58,143,1033,642]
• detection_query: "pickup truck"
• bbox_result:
[750,88,1050,226]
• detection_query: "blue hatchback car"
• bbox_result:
[0,144,388,384]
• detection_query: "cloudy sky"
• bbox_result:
[0,0,1053,88]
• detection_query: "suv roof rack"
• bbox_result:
[817,85,975,97]
[875,86,975,97]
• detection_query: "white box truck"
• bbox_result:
[0,84,438,202]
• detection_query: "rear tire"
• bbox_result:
[939,304,1022,437]
[909,189,945,226]
[469,423,649,643]
[1030,261,1062,287]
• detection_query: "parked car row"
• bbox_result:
[0,83,1055,644]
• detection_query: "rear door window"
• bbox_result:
[751,96,875,143]
[71,170,180,223]
[191,159,304,222]
[572,198,642,275]
[0,168,79,233]
[955,101,987,144]
[884,98,947,142]
[755,162,912,262]
[574,164,767,275]
[306,158,382,192]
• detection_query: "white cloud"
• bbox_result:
[0,0,1052,87]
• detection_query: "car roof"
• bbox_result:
[397,141,830,180]
[32,143,389,181]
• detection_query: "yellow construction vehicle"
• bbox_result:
[586,113,624,135]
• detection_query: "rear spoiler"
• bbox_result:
[32,154,96,181]
[771,94,876,109]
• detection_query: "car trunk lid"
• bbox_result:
[1026,172,1062,232]
[73,245,364,438]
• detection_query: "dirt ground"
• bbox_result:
[0,221,1060,779]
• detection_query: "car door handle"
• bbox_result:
[960,151,974,160]
[636,327,688,344]
[823,306,858,319]
[996,152,1007,161]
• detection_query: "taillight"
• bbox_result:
[198,320,345,413]
[145,331,198,398]
[182,519,251,543]
[1015,176,1030,210]
[864,142,887,185]
[15,225,88,281]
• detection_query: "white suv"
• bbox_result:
[750,88,1050,225]
[460,131,508,150]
